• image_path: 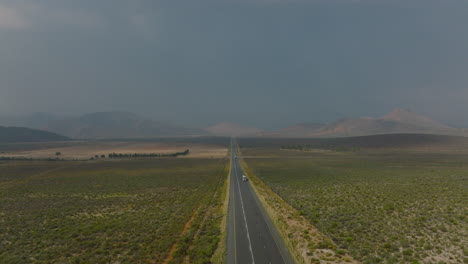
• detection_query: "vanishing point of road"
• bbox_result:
[227,139,295,264]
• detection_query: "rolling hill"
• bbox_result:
[0,126,70,143]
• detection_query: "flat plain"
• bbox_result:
[0,156,228,263]
[240,135,468,264]
[0,140,228,160]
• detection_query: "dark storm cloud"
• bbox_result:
[1,0,468,128]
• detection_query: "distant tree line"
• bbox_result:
[108,149,190,158]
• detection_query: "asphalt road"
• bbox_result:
[227,140,295,264]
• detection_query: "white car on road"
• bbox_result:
[242,175,248,182]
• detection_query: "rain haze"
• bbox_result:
[1,0,468,129]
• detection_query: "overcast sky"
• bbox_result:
[1,0,467,129]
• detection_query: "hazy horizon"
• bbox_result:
[1,107,466,132]
[1,0,468,129]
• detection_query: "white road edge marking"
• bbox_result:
[233,152,255,264]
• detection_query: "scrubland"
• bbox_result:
[0,158,227,263]
[242,139,468,264]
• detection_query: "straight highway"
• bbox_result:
[227,139,294,264]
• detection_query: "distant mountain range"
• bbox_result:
[0,109,466,140]
[272,108,465,137]
[205,109,466,138]
[0,126,70,143]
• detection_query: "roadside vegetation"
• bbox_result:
[242,142,468,264]
[0,158,227,263]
